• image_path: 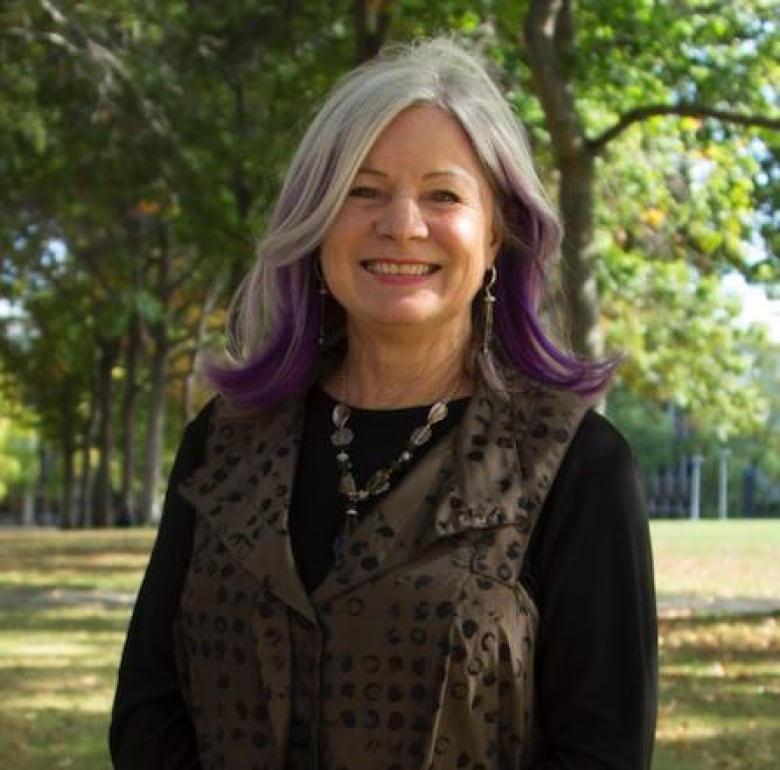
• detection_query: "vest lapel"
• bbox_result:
[179,398,317,623]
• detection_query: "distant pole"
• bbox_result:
[718,448,731,519]
[690,454,704,520]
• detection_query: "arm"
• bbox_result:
[109,404,214,769]
[524,411,658,769]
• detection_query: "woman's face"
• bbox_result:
[320,105,498,344]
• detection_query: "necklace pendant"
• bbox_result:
[366,469,391,495]
[332,403,351,427]
[410,424,433,447]
[331,377,458,525]
[427,400,449,424]
[331,426,354,447]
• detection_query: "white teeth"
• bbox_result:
[364,262,436,276]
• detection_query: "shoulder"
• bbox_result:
[523,408,648,594]
[541,408,645,535]
[563,409,636,477]
[164,398,217,486]
[181,391,308,470]
[499,372,591,442]
[182,397,219,452]
[187,396,219,438]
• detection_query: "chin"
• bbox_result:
[367,307,440,327]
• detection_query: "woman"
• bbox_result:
[111,38,657,769]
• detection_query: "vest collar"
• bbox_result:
[179,371,587,614]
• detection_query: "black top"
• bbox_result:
[110,390,658,769]
[289,386,470,592]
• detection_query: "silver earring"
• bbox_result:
[482,265,497,354]
[315,260,328,347]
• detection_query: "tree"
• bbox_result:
[1,0,360,524]
[522,0,779,359]
[2,0,778,525]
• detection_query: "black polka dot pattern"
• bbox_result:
[177,372,587,768]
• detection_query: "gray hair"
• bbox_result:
[227,36,560,363]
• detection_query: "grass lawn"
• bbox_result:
[0,531,152,770]
[651,520,780,770]
[0,521,778,769]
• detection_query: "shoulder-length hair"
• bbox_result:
[210,37,614,409]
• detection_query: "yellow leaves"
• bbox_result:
[640,207,666,227]
[132,197,181,220]
[135,198,160,216]
[680,117,704,132]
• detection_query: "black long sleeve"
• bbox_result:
[109,405,213,769]
[110,400,657,769]
[524,411,658,769]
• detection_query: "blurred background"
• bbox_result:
[1,1,778,527]
[0,2,778,768]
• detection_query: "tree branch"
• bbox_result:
[39,0,172,139]
[590,104,780,153]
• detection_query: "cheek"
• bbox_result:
[320,222,353,280]
[321,210,366,259]
[447,215,492,253]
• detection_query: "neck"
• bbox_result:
[323,323,474,408]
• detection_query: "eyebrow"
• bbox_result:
[355,167,477,185]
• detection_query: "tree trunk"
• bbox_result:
[139,220,172,524]
[557,153,603,357]
[59,393,77,529]
[92,338,119,527]
[524,0,602,359]
[353,0,393,63]
[140,322,168,523]
[182,278,223,424]
[119,311,142,525]
[78,375,98,528]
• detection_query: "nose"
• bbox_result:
[375,195,428,241]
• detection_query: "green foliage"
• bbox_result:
[602,247,770,439]
[0,413,37,498]
[1,0,778,521]
[575,1,779,131]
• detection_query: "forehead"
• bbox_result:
[361,105,488,179]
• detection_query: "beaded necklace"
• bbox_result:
[329,373,462,548]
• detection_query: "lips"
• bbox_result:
[361,260,439,276]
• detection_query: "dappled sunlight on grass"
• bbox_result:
[0,531,148,767]
[0,526,778,768]
[0,707,114,770]
[0,529,154,593]
[655,613,780,770]
[2,606,127,764]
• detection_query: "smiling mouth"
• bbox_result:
[362,261,439,276]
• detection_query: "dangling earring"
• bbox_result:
[481,265,497,354]
[315,260,328,347]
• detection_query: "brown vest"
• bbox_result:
[176,374,587,769]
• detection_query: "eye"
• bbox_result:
[430,189,461,204]
[348,186,380,199]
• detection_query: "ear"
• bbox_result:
[487,197,503,262]
[488,225,501,265]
